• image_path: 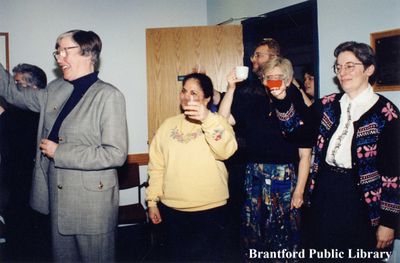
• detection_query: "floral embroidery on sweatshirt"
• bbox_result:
[212,128,224,141]
[170,127,203,143]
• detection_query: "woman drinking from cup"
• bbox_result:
[146,73,237,262]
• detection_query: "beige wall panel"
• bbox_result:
[146,25,243,142]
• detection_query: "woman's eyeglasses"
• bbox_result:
[333,62,364,74]
[52,46,79,60]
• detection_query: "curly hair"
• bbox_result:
[12,63,47,89]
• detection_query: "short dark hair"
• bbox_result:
[302,64,314,77]
[334,41,376,84]
[56,30,102,66]
[255,38,281,56]
[12,63,47,89]
[182,73,214,110]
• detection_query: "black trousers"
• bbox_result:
[304,164,382,262]
[158,202,228,262]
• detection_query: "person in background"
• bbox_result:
[147,73,237,262]
[302,64,315,105]
[292,78,311,107]
[220,38,281,126]
[219,40,311,259]
[291,64,315,106]
[270,41,399,262]
[0,30,128,262]
[0,63,50,261]
[13,63,47,90]
[218,38,281,259]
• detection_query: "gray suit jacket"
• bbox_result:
[0,64,128,235]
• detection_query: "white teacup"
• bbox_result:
[235,66,249,80]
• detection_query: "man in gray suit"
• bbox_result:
[0,30,128,262]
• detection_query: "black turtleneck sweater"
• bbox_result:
[48,71,99,143]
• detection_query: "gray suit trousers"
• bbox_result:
[49,162,115,262]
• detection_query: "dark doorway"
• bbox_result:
[242,0,319,98]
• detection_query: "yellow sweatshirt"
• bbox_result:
[146,113,238,212]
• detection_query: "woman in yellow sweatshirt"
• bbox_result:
[146,73,238,261]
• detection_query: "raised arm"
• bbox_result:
[218,69,244,125]
[0,63,42,112]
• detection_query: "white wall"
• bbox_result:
[207,0,400,106]
[0,0,207,154]
[318,0,400,106]
[2,0,397,153]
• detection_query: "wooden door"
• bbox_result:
[146,25,243,142]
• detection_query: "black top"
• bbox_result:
[231,79,309,164]
[48,72,99,143]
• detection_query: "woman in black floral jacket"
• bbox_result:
[268,41,399,260]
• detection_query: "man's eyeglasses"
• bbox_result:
[333,62,364,74]
[52,46,80,60]
[250,52,276,60]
